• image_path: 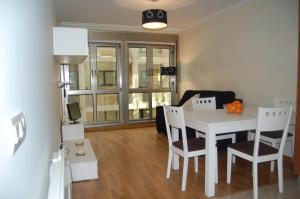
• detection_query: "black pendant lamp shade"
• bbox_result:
[142,9,167,30]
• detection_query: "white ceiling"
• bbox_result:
[54,0,251,32]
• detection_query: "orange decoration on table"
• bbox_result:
[226,100,243,114]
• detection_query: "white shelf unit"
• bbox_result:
[53,27,88,64]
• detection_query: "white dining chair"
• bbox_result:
[163,105,217,191]
[191,97,237,170]
[191,97,217,111]
[248,98,296,171]
[227,107,292,199]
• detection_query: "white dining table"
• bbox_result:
[171,107,258,197]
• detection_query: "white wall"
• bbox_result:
[0,0,60,198]
[179,0,298,106]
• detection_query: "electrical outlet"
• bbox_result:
[6,112,27,156]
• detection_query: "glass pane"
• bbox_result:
[96,94,120,122]
[128,48,147,89]
[68,95,93,123]
[68,56,91,90]
[128,93,150,120]
[96,47,117,90]
[153,48,170,89]
[152,92,171,119]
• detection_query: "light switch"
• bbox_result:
[5,112,27,156]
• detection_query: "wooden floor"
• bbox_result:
[73,127,296,199]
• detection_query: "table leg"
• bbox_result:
[172,127,179,170]
[205,128,216,197]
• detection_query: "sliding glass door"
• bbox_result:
[128,47,150,120]
[62,43,122,125]
[62,54,94,123]
[127,44,175,121]
[94,45,122,123]
[61,42,175,126]
[151,48,174,119]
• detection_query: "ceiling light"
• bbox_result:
[142,7,167,30]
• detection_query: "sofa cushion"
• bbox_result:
[178,90,235,109]
[178,90,202,106]
[199,91,235,109]
[182,94,200,111]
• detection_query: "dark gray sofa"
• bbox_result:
[156,90,236,136]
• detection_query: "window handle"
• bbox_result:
[147,68,152,76]
[92,69,97,77]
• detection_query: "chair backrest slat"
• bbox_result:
[253,107,292,158]
[192,97,216,111]
[274,98,296,109]
[274,97,296,125]
[163,105,188,152]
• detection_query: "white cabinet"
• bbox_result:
[61,124,99,182]
[53,27,88,64]
[62,123,84,141]
[64,139,99,182]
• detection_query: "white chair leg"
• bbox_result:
[291,137,295,157]
[215,147,218,184]
[253,162,258,199]
[271,161,275,172]
[195,131,200,174]
[278,158,284,193]
[194,157,198,173]
[227,149,232,184]
[232,135,236,163]
[247,131,254,141]
[271,143,276,172]
[166,150,173,179]
[182,157,189,191]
